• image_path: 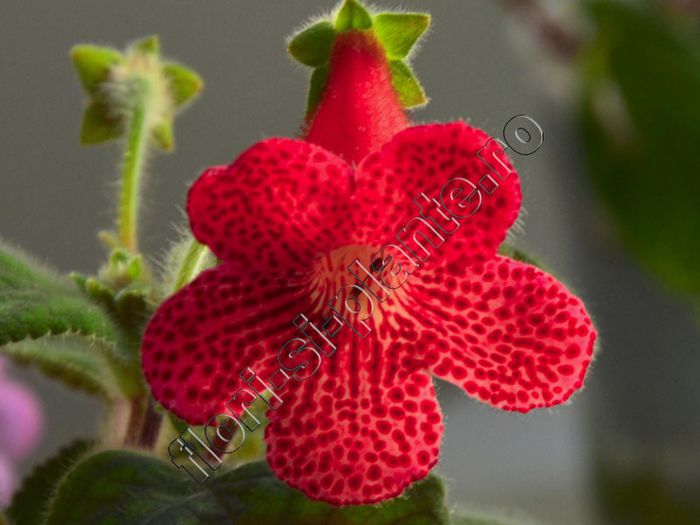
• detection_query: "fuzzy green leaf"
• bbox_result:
[306,66,329,119]
[8,440,94,525]
[288,21,336,67]
[374,13,430,59]
[581,0,700,296]
[0,245,119,348]
[389,60,427,108]
[46,454,449,525]
[71,45,123,95]
[336,0,373,32]
[80,102,122,145]
[163,63,204,108]
[1,335,122,398]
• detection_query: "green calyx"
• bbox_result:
[71,36,203,151]
[288,0,430,116]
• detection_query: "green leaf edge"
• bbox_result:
[8,439,94,525]
[45,453,451,525]
[0,335,123,399]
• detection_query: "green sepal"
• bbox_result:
[80,101,122,145]
[374,13,431,59]
[288,21,337,67]
[306,66,329,119]
[389,60,427,108]
[8,440,94,525]
[336,0,373,31]
[134,35,160,56]
[152,118,174,151]
[45,454,450,525]
[70,45,123,95]
[163,62,204,107]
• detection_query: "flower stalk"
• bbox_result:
[118,79,153,252]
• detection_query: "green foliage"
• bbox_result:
[45,453,450,525]
[594,450,700,524]
[288,21,336,67]
[336,0,373,32]
[1,335,122,399]
[580,0,700,297]
[8,440,94,525]
[0,244,119,348]
[389,60,428,108]
[374,13,430,59]
[0,244,145,397]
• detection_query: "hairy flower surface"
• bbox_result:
[142,0,596,506]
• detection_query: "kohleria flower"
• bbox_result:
[142,0,596,506]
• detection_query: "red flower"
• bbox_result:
[142,7,596,506]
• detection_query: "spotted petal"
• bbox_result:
[407,256,596,412]
[265,331,443,505]
[142,263,308,425]
[352,122,522,268]
[187,139,355,271]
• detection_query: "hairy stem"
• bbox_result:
[118,80,152,252]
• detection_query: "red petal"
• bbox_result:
[408,256,596,412]
[265,333,443,505]
[352,122,522,267]
[187,139,355,269]
[141,263,306,425]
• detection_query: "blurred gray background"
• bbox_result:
[2,1,699,524]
